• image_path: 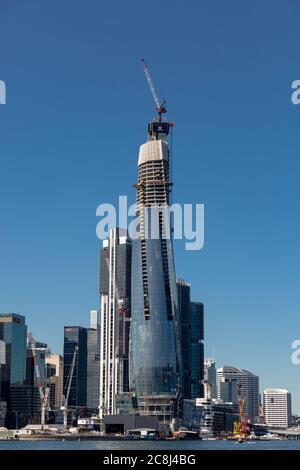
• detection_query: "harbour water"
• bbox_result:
[0,439,300,450]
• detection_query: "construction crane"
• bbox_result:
[61,346,78,428]
[233,385,250,438]
[141,58,167,120]
[140,58,174,203]
[28,332,49,430]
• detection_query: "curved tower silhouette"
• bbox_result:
[129,118,182,421]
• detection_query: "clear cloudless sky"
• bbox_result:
[1,0,300,411]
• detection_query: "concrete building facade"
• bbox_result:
[263,388,292,428]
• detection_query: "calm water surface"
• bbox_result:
[0,439,300,450]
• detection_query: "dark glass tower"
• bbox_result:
[0,314,27,391]
[86,328,100,411]
[26,340,49,422]
[190,302,204,399]
[129,119,182,421]
[177,279,191,399]
[63,326,87,408]
[0,313,27,426]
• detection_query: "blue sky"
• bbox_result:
[1,0,300,411]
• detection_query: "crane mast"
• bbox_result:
[61,346,78,428]
[233,385,250,439]
[28,332,49,430]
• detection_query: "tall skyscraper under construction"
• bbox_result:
[129,62,182,421]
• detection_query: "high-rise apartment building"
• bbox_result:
[99,228,131,417]
[217,366,259,422]
[190,302,204,399]
[129,118,182,422]
[263,388,292,428]
[63,326,87,409]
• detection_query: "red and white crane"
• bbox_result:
[28,332,49,430]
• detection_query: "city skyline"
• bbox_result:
[1,0,300,413]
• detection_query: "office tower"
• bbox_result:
[217,366,259,422]
[0,340,6,425]
[90,310,100,331]
[177,279,191,399]
[204,359,217,399]
[87,328,100,411]
[190,302,204,399]
[0,340,4,363]
[129,117,182,422]
[87,310,100,410]
[99,228,131,417]
[0,313,27,426]
[63,326,87,409]
[45,354,64,409]
[0,314,27,392]
[177,280,205,402]
[263,389,292,428]
[0,401,6,427]
[26,340,49,387]
[218,375,238,404]
[0,340,5,400]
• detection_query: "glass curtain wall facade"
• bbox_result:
[26,340,49,421]
[129,120,182,422]
[63,326,87,409]
[190,302,204,399]
[0,314,27,426]
[0,314,27,390]
[86,328,100,411]
[177,279,191,399]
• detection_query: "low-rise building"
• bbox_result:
[194,398,240,436]
[103,414,160,435]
